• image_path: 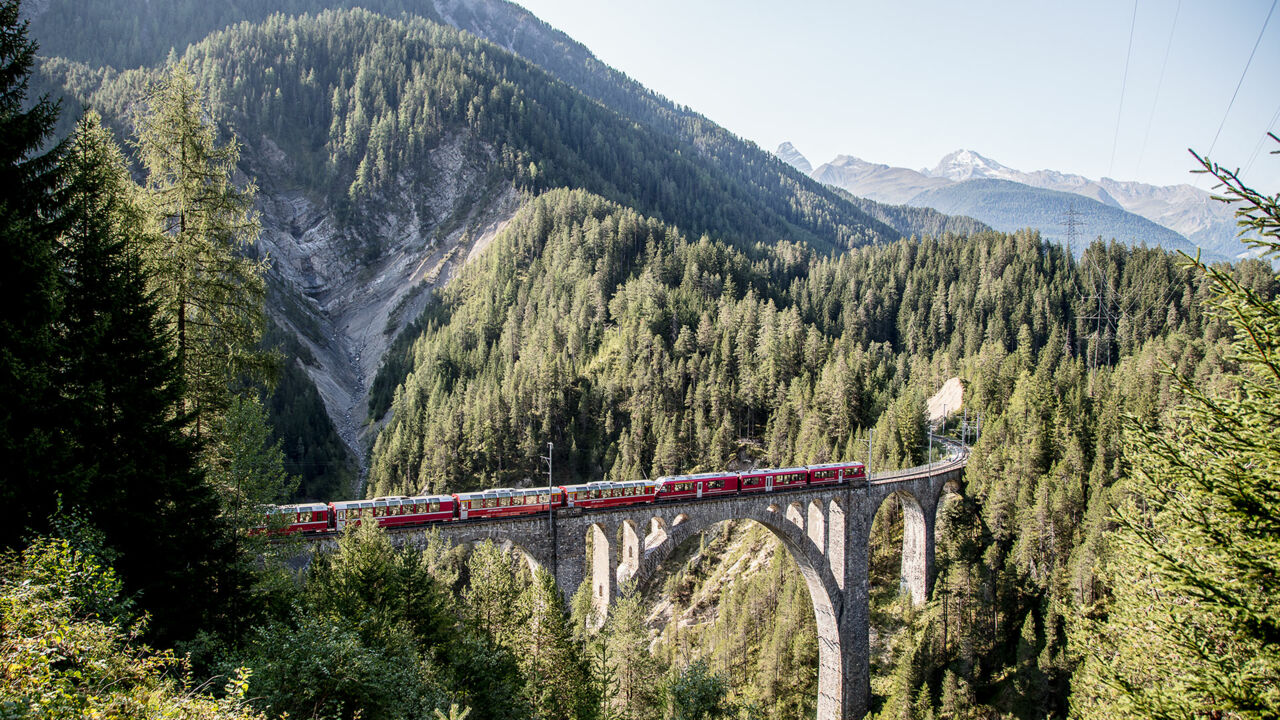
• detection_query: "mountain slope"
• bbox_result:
[908,178,1200,253]
[33,7,914,483]
[810,155,950,205]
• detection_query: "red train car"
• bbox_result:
[564,480,658,509]
[737,467,809,493]
[262,502,330,534]
[455,487,563,520]
[376,495,456,527]
[656,471,739,500]
[807,461,866,486]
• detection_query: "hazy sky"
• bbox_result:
[512,0,1280,193]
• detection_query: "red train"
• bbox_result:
[260,461,865,535]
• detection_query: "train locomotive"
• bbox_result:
[261,461,866,535]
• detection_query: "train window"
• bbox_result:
[430,501,440,512]
[707,480,723,490]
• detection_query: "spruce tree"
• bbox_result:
[515,568,599,720]
[0,0,64,546]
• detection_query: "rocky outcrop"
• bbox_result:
[254,131,522,468]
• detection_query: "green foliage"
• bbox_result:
[52,108,241,649]
[1072,146,1280,719]
[668,660,733,720]
[0,536,265,720]
[515,568,600,720]
[435,704,473,720]
[605,585,666,720]
[650,523,817,719]
[39,9,896,258]
[261,321,356,501]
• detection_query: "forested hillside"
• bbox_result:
[28,0,933,247]
[367,184,1218,496]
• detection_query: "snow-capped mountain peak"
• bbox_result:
[925,149,1018,181]
[775,141,812,174]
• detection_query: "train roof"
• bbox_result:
[807,461,864,470]
[267,502,328,514]
[456,486,560,498]
[740,466,808,476]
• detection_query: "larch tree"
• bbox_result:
[134,61,271,442]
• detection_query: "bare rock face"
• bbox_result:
[926,377,963,423]
[254,131,522,470]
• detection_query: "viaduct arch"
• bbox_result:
[298,443,967,719]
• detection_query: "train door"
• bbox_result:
[765,474,773,492]
[696,482,703,499]
[459,501,469,520]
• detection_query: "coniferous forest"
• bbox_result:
[2,0,1278,719]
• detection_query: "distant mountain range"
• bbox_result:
[778,143,1250,260]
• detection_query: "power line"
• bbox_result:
[1136,0,1181,176]
[1207,0,1277,158]
[1109,0,1140,178]
[1243,100,1280,177]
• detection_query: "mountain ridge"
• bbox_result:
[782,143,1249,259]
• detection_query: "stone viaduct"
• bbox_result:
[299,442,968,719]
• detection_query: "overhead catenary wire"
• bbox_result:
[1206,0,1277,159]
[1109,0,1140,179]
[1242,99,1280,177]
[1136,0,1181,176]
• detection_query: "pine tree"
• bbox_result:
[134,61,271,441]
[206,393,297,536]
[0,0,65,546]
